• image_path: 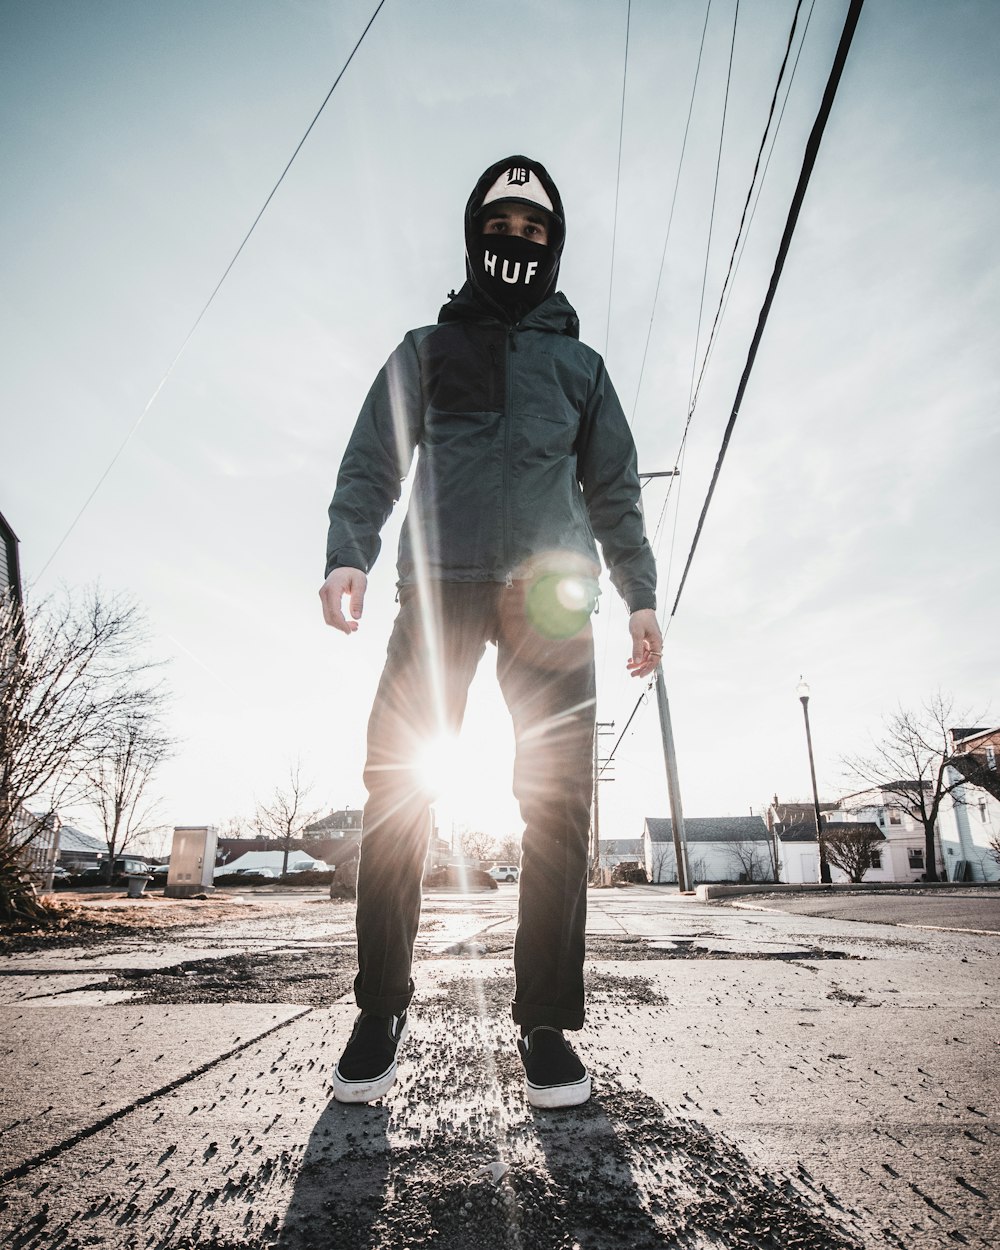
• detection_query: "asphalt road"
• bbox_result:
[730,886,1000,934]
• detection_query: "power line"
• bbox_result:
[601,0,861,778]
[669,0,865,620]
[690,0,817,408]
[686,0,740,416]
[36,0,388,581]
[604,0,632,362]
[686,0,805,422]
[629,0,714,427]
[657,0,813,618]
[642,0,739,562]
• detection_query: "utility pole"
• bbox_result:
[638,470,690,893]
[591,720,615,878]
[654,667,689,892]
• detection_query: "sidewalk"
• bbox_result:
[1,886,997,1248]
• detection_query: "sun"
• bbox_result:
[413,730,520,842]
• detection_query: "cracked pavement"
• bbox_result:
[0,885,997,1248]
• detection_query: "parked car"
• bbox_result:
[489,864,519,883]
[424,865,498,891]
[73,858,151,884]
[234,867,277,878]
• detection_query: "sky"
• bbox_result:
[2,0,998,853]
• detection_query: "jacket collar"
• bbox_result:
[438,282,580,340]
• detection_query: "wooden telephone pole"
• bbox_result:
[591,720,615,877]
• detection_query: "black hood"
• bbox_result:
[463,155,565,319]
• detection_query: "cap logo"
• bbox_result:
[481,166,555,214]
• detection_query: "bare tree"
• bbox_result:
[724,839,773,884]
[843,692,977,883]
[254,763,320,876]
[83,704,174,882]
[459,828,497,866]
[650,841,676,884]
[1,587,160,920]
[496,835,522,866]
[822,825,884,884]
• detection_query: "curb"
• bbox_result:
[694,881,1000,903]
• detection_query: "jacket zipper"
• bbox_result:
[502,327,516,587]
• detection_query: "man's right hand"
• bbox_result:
[319,567,367,634]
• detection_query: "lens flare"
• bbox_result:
[525,571,598,639]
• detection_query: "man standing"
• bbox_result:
[320,156,661,1108]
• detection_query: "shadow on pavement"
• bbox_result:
[272,1078,864,1250]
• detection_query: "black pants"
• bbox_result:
[354,579,596,1030]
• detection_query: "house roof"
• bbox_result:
[778,825,820,843]
[55,822,108,855]
[839,781,931,803]
[769,801,839,835]
[780,820,885,844]
[644,816,769,843]
[599,838,642,855]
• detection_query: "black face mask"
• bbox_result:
[471,232,553,317]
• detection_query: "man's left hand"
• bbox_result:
[626,609,663,679]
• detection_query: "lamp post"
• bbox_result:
[797,678,831,884]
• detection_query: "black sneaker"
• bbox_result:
[332,1010,408,1103]
[517,1026,591,1108]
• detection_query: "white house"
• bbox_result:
[778,819,886,884]
[643,816,773,885]
[835,785,944,882]
[936,727,1000,882]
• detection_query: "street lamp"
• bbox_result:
[797,678,831,884]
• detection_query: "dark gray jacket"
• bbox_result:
[325,285,656,613]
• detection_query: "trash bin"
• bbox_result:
[126,874,152,899]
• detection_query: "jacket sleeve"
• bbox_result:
[576,358,658,613]
[324,334,424,577]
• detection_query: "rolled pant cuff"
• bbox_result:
[355,976,414,1018]
[511,1001,585,1032]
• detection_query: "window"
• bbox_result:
[908,847,924,869]
[979,801,987,822]
[888,808,902,826]
[987,745,997,771]
[868,850,882,869]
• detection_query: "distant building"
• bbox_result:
[937,727,1000,882]
[766,788,952,884]
[304,808,363,839]
[0,509,23,610]
[55,821,110,869]
[643,815,772,885]
[597,838,643,870]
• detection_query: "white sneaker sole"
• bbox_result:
[524,1071,592,1109]
[332,1019,409,1103]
